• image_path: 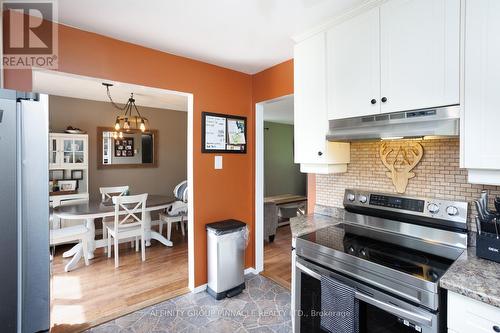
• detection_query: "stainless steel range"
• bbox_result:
[293,189,468,333]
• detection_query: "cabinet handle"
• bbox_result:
[493,325,500,333]
[371,99,377,105]
[381,97,388,103]
[318,151,323,156]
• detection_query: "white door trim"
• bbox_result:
[255,102,265,273]
[254,94,293,274]
[31,68,196,290]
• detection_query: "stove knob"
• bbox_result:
[358,195,368,203]
[348,246,355,254]
[446,206,459,216]
[347,193,355,202]
[427,203,440,214]
[360,248,367,257]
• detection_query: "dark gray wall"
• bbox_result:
[264,121,306,196]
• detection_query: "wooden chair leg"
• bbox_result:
[107,231,112,258]
[167,221,172,241]
[159,221,163,235]
[114,237,119,268]
[81,238,89,266]
[135,236,139,252]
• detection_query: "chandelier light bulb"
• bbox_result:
[140,120,146,132]
[114,119,120,131]
[119,132,123,139]
[113,132,118,139]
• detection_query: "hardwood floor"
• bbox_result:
[261,225,292,290]
[50,228,189,333]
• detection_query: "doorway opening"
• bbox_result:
[255,94,307,289]
[32,69,195,332]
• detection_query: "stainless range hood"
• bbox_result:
[327,105,460,142]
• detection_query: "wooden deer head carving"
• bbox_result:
[379,142,424,193]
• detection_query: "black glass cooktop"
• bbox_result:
[298,224,453,283]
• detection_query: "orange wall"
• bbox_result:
[4,19,303,286]
[252,59,294,104]
[4,22,254,287]
[252,60,317,211]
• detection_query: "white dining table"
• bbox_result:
[52,194,175,271]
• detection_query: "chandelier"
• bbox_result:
[103,83,148,138]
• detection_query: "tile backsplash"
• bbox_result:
[315,138,500,232]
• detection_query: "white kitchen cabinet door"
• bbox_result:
[294,32,328,164]
[327,7,381,120]
[462,0,500,171]
[380,0,460,113]
[448,292,500,333]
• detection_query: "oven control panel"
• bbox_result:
[344,189,468,226]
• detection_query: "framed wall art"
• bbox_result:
[202,112,246,153]
[114,138,134,157]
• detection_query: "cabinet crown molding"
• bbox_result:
[292,0,387,43]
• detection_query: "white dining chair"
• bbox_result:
[100,186,129,248]
[107,193,148,268]
[156,180,188,242]
[158,211,186,240]
[50,225,90,272]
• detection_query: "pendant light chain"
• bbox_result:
[104,83,128,111]
[103,83,148,133]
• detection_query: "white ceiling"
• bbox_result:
[32,69,189,111]
[263,95,294,125]
[55,0,366,74]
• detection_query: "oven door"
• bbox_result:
[294,257,439,333]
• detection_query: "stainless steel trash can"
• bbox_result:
[206,219,246,300]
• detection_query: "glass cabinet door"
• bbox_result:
[73,139,85,164]
[49,137,59,165]
[62,138,86,165]
[63,139,74,164]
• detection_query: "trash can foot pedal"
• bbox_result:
[227,283,245,298]
[207,282,245,300]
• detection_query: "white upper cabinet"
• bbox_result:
[325,0,460,120]
[327,7,381,120]
[294,32,350,172]
[380,0,460,113]
[294,32,328,164]
[462,0,500,180]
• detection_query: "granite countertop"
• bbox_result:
[290,205,344,240]
[440,246,500,308]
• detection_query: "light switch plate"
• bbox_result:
[214,155,223,169]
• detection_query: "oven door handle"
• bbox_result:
[296,261,322,280]
[355,292,433,327]
[296,261,433,327]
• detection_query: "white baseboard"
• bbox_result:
[191,283,207,294]
[244,267,262,275]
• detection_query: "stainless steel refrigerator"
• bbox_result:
[0,89,49,332]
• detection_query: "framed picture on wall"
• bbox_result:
[202,112,247,153]
[114,138,134,157]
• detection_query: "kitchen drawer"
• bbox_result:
[448,291,500,333]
